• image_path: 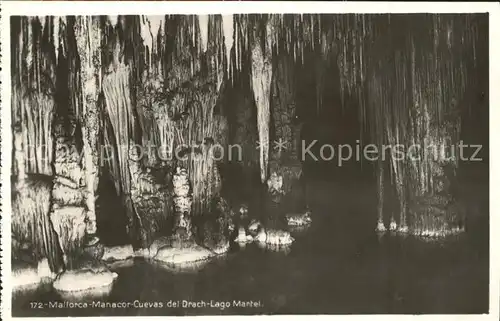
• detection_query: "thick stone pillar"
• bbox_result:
[74,16,101,238]
[128,143,171,248]
[405,103,465,237]
[49,124,87,268]
[267,55,307,221]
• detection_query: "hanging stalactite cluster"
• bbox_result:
[11,13,485,266]
[362,15,482,235]
[12,17,57,176]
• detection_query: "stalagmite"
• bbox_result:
[173,167,193,238]
[375,160,386,233]
[13,126,26,184]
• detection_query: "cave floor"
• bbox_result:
[12,177,489,316]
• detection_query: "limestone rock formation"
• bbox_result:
[128,144,172,247]
[53,265,118,299]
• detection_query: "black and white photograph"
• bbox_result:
[2,2,497,318]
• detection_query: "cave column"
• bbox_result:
[249,18,308,223]
[132,15,229,244]
[74,16,102,240]
[404,102,464,237]
[251,23,272,186]
[269,56,307,222]
[102,61,145,247]
[173,15,226,220]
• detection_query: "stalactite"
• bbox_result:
[140,15,164,72]
[140,16,153,67]
[234,17,240,73]
[251,32,272,183]
[21,94,55,175]
[238,15,249,68]
[53,17,60,62]
[12,174,63,273]
[26,17,33,86]
[102,64,141,239]
[222,15,234,77]
[108,15,118,27]
[14,16,57,177]
[199,15,209,53]
[363,15,479,235]
[159,18,166,75]
[136,15,168,169]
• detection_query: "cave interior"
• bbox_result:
[10,14,489,307]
